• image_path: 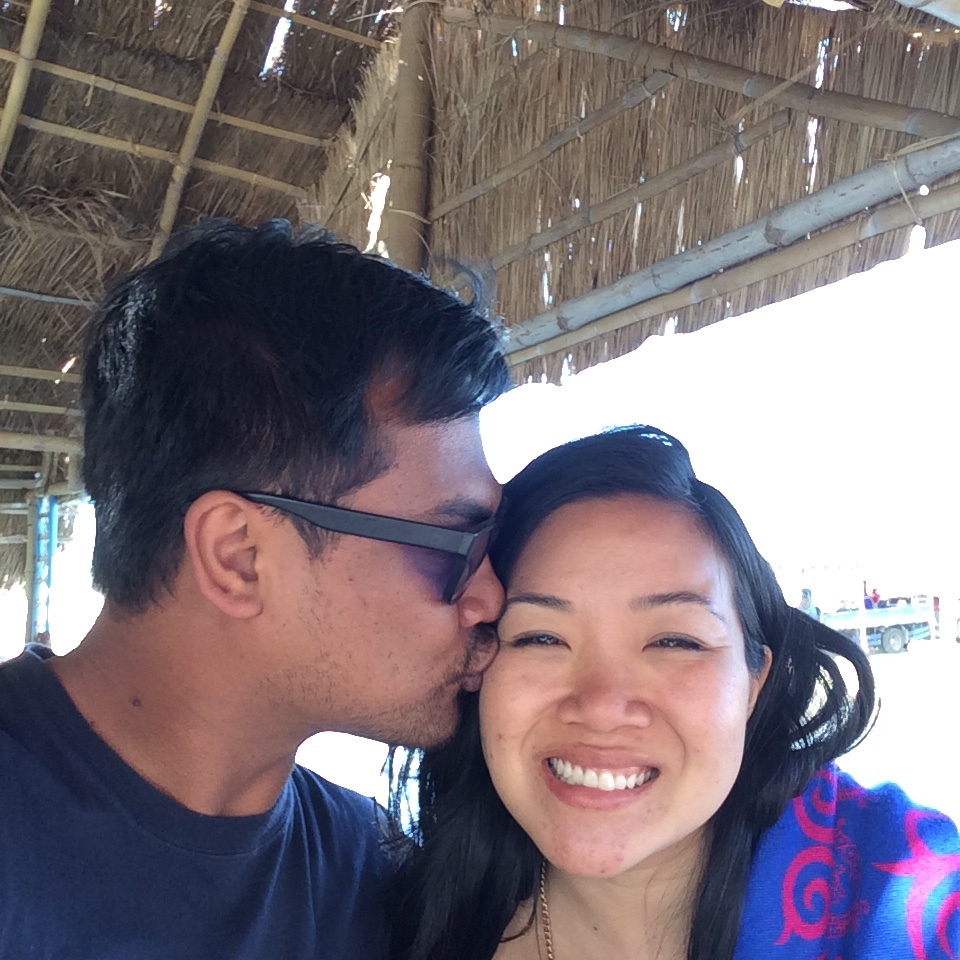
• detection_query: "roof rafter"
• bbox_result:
[0,431,81,454]
[14,114,306,198]
[506,134,960,353]
[150,0,252,260]
[0,48,331,148]
[247,1,382,49]
[0,0,52,172]
[441,7,960,140]
[509,177,960,365]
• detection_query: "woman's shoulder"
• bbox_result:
[736,765,959,959]
[788,764,959,851]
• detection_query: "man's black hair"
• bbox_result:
[81,220,512,609]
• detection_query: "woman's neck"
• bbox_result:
[537,830,705,960]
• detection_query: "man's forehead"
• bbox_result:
[354,415,501,517]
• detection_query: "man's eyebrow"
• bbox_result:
[504,592,572,612]
[630,591,729,624]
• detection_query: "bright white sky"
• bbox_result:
[1,233,957,809]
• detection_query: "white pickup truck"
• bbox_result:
[819,600,933,655]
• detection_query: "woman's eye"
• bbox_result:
[652,635,703,651]
[506,632,561,648]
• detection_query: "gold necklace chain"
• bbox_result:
[539,859,555,960]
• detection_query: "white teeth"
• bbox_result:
[548,758,658,792]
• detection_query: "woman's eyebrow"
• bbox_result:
[629,591,729,624]
[504,592,572,612]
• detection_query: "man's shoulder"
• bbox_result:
[289,765,393,851]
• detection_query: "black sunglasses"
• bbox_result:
[237,491,498,604]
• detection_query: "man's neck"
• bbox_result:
[49,603,302,817]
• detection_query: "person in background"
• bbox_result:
[391,426,960,960]
[0,221,511,959]
[797,587,820,621]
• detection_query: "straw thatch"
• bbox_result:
[0,0,395,586]
[309,0,960,384]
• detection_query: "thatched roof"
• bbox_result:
[0,0,394,585]
[314,0,959,378]
[2,0,959,588]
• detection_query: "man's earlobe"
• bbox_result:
[183,493,263,619]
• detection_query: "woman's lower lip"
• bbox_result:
[541,760,657,809]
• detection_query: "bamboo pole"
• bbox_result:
[248,0,382,49]
[0,400,81,416]
[0,464,40,473]
[23,489,36,644]
[14,115,306,198]
[0,478,40,489]
[890,0,960,27]
[150,0,251,260]
[0,48,328,148]
[382,1,434,271]
[0,364,81,384]
[430,72,674,221]
[0,0,52,171]
[441,8,960,140]
[508,178,960,364]
[0,431,81,454]
[491,110,790,272]
[0,283,93,307]
[506,134,960,351]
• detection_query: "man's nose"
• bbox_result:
[456,556,505,628]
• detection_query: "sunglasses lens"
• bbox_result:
[445,524,497,604]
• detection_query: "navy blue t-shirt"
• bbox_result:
[0,646,391,959]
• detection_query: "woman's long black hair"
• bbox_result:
[389,426,876,960]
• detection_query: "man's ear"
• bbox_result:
[182,492,264,620]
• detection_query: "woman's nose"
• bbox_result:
[557,657,653,731]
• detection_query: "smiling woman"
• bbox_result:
[389,426,960,960]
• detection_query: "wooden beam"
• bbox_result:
[13,115,306,198]
[0,464,40,473]
[508,178,960,364]
[430,72,674,221]
[248,0,382,49]
[0,283,93,307]
[441,8,960,140]
[0,48,329,148]
[490,110,790,272]
[889,0,960,27]
[0,400,81,417]
[150,0,251,260]
[0,477,40,489]
[0,0,53,171]
[382,1,434,271]
[0,431,81,454]
[0,364,81,384]
[505,133,960,351]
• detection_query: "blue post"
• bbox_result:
[26,495,57,644]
